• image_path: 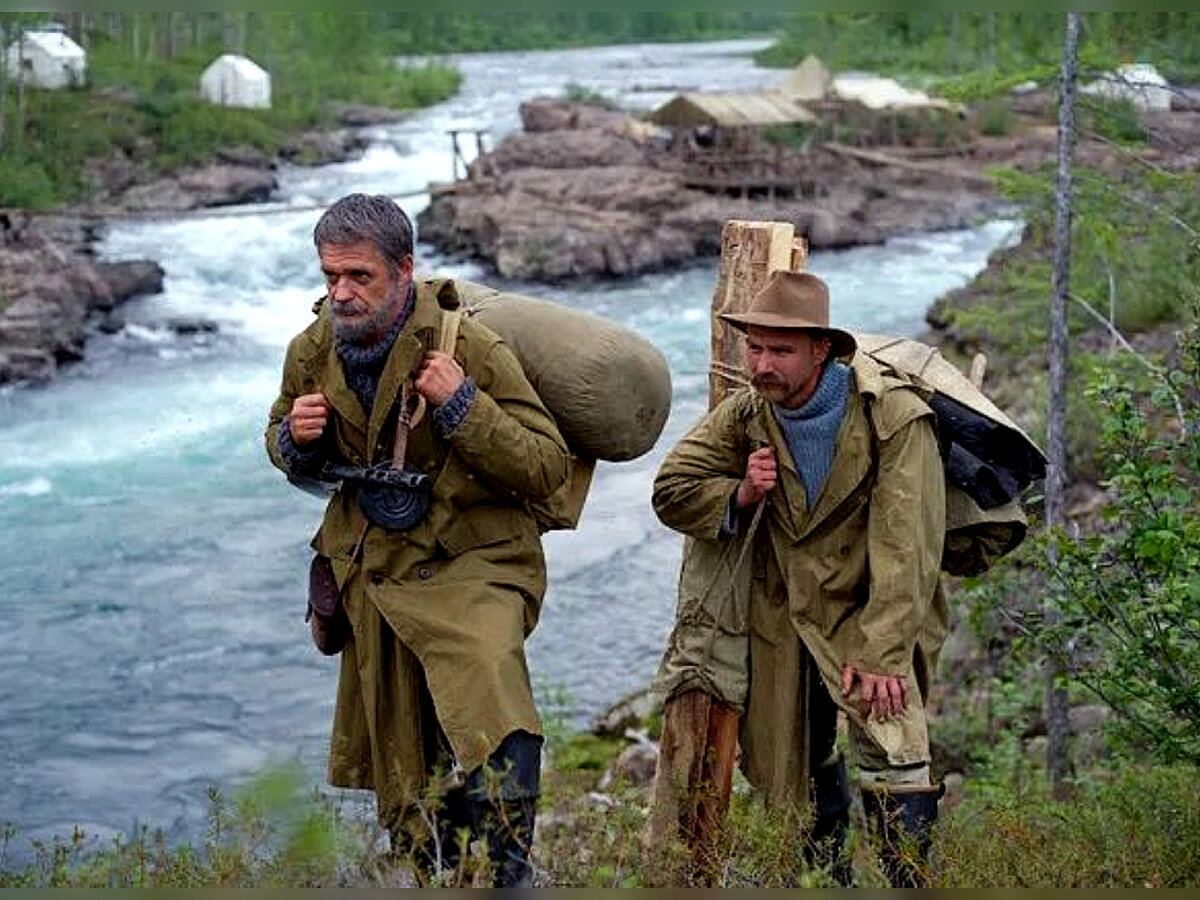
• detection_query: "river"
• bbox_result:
[0,39,1020,855]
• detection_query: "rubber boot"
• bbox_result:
[861,783,943,888]
[469,796,537,888]
[807,754,853,886]
[464,729,542,888]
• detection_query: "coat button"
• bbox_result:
[369,573,384,585]
[417,566,434,580]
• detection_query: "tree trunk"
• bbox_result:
[1045,10,1081,803]
[15,27,25,153]
[159,12,174,60]
[0,24,8,153]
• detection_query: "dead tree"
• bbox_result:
[1045,10,1081,801]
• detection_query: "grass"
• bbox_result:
[0,40,461,209]
[4,732,1199,888]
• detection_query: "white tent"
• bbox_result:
[199,54,271,109]
[830,74,964,114]
[1082,62,1172,112]
[776,55,833,102]
[4,27,86,90]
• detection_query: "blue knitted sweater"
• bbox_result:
[773,361,852,509]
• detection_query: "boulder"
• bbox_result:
[94,260,165,305]
[117,164,277,211]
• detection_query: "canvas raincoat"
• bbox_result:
[266,277,569,829]
[652,352,947,809]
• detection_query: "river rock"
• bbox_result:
[520,97,629,133]
[0,214,163,384]
[94,260,166,305]
[590,685,662,737]
[328,102,409,127]
[116,164,278,212]
[278,130,371,166]
[597,741,659,791]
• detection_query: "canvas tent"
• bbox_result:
[200,54,271,109]
[775,55,833,103]
[828,74,964,114]
[1082,62,1172,112]
[776,57,965,115]
[648,92,816,129]
[4,27,86,90]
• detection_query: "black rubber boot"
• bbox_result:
[861,784,943,888]
[807,754,853,886]
[469,796,537,888]
[464,729,542,888]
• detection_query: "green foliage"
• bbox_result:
[0,15,463,208]
[939,765,1200,887]
[757,12,1200,84]
[1039,314,1200,764]
[562,82,617,110]
[381,12,784,54]
[0,765,375,888]
[0,156,56,208]
[976,98,1017,137]
[1079,95,1147,146]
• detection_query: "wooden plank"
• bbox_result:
[708,220,795,408]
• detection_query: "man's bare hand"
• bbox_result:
[736,446,777,508]
[841,665,908,722]
[289,393,331,445]
[415,351,465,406]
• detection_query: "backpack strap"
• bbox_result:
[440,306,462,357]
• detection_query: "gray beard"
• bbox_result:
[333,281,406,346]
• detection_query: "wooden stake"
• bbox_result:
[708,220,796,408]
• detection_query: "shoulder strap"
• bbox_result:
[440,307,462,356]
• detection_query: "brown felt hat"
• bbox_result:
[719,270,856,359]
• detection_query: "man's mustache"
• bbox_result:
[333,299,369,317]
[752,374,783,389]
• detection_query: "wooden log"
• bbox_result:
[823,140,995,186]
[644,689,740,877]
[708,220,797,408]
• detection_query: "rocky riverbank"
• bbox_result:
[418,95,1200,282]
[416,97,1011,280]
[0,121,378,386]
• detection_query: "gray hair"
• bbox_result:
[313,193,414,272]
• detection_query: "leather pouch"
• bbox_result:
[307,554,350,656]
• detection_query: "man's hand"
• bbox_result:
[415,350,465,405]
[289,393,331,446]
[841,665,908,722]
[736,446,777,508]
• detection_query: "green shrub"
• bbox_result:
[977,97,1016,136]
[0,157,58,208]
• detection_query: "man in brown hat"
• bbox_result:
[649,270,948,886]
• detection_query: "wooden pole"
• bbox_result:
[707,220,797,408]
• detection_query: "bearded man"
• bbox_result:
[266,193,569,887]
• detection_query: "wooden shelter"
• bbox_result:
[648,91,816,130]
[647,93,816,200]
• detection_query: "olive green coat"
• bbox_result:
[265,277,569,827]
[652,353,947,808]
